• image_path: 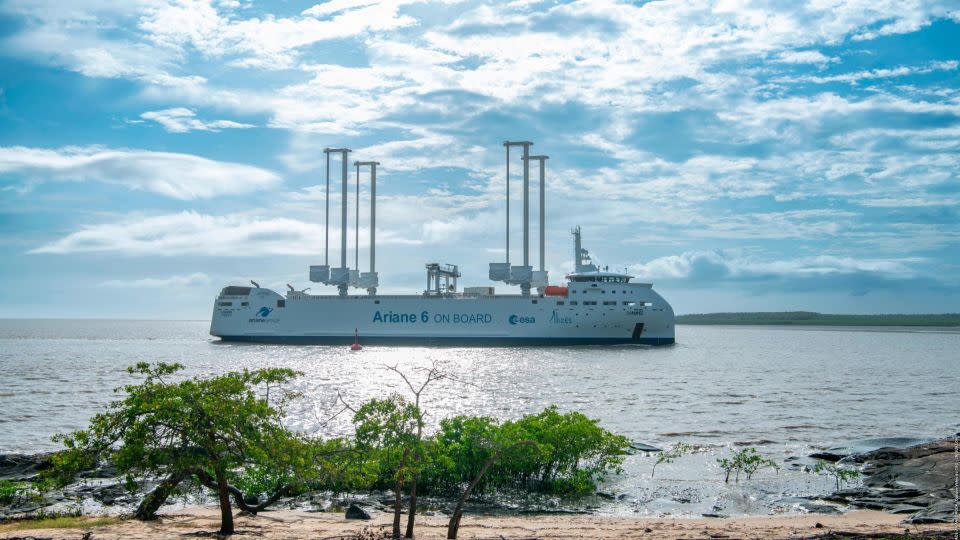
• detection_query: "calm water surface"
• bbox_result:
[1,320,957,515]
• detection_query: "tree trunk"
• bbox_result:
[405,474,418,538]
[392,477,404,539]
[134,470,187,521]
[215,465,234,535]
[447,441,535,540]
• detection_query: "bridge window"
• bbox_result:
[241,302,248,306]
[603,301,616,305]
[219,301,232,307]
[557,301,564,305]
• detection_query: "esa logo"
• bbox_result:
[257,307,274,317]
[508,314,536,325]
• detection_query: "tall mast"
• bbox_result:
[527,155,549,272]
[354,161,360,270]
[522,143,530,268]
[323,149,331,266]
[573,225,582,271]
[505,144,510,264]
[323,148,351,295]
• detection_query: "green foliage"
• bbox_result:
[51,362,305,486]
[716,447,778,483]
[813,461,861,490]
[423,415,501,494]
[46,363,319,533]
[0,480,44,506]
[651,442,692,478]
[353,394,423,488]
[421,406,631,496]
[38,362,633,538]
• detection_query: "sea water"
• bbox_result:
[1,320,957,516]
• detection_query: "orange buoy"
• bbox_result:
[350,328,362,351]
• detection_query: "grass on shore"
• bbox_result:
[0,515,122,532]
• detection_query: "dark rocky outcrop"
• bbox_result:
[0,453,53,481]
[345,503,372,520]
[823,436,958,524]
[809,437,934,463]
[629,442,662,453]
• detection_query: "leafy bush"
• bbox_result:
[716,447,778,483]
[421,406,630,496]
[813,462,861,490]
[0,479,47,507]
[651,442,692,478]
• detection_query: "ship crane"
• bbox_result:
[425,263,460,296]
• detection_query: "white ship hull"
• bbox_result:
[210,285,675,346]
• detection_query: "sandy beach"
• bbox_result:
[1,507,956,539]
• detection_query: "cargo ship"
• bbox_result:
[210,142,675,345]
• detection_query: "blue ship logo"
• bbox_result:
[257,307,273,317]
[509,314,535,325]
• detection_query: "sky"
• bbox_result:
[0,0,958,319]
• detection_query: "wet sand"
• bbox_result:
[1,507,955,539]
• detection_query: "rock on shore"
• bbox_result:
[823,436,958,524]
[0,453,52,481]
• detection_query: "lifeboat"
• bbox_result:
[543,285,568,296]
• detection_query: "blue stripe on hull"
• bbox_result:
[213,334,675,346]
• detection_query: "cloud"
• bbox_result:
[3,0,960,312]
[628,251,936,294]
[0,146,280,200]
[139,0,419,69]
[773,50,839,65]
[99,272,211,288]
[775,60,959,85]
[29,210,419,256]
[302,0,380,17]
[140,107,255,133]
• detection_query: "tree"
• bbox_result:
[383,363,446,539]
[352,394,420,540]
[50,363,310,535]
[445,439,536,539]
[813,461,861,490]
[716,447,778,483]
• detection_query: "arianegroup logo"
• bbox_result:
[509,314,536,325]
[249,306,279,323]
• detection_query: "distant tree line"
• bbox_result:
[675,311,960,326]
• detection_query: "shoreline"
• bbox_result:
[2,507,957,539]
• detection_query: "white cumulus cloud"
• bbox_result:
[0,146,280,200]
[29,211,419,256]
[140,108,255,133]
